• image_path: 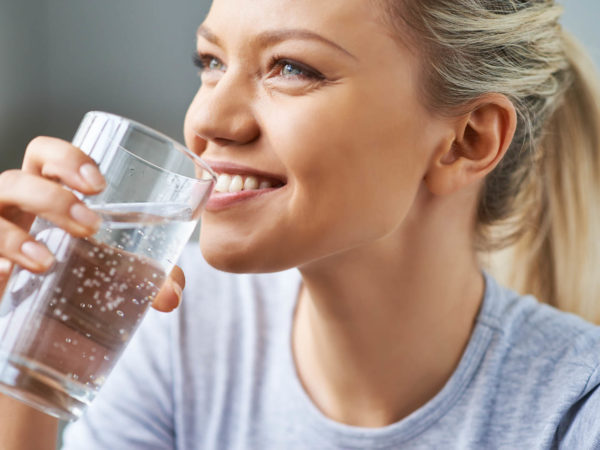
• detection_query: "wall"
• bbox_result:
[43,0,210,144]
[0,0,47,169]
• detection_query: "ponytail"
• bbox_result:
[493,32,600,322]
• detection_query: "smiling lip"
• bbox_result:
[203,159,287,212]
[205,186,285,212]
[203,159,287,185]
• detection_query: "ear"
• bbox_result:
[424,94,517,196]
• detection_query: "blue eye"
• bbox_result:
[281,63,304,77]
[273,58,325,81]
[208,57,225,71]
[192,53,226,72]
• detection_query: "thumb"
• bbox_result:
[0,258,13,299]
[151,265,185,313]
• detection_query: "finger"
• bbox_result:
[0,258,12,277]
[22,136,106,195]
[0,219,55,273]
[169,265,186,290]
[0,170,101,237]
[0,258,13,295]
[151,266,185,312]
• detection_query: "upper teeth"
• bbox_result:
[210,171,276,193]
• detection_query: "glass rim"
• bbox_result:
[87,110,217,183]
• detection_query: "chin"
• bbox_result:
[199,232,297,274]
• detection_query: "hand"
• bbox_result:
[0,136,185,312]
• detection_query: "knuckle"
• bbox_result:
[0,169,22,190]
[24,135,50,156]
[0,223,27,254]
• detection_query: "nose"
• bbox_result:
[188,72,260,147]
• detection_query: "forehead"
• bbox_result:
[203,0,385,45]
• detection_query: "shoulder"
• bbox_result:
[474,274,600,441]
[479,273,600,372]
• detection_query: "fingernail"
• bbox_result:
[171,279,183,307]
[70,203,102,229]
[21,242,55,268]
[79,163,106,190]
[0,258,12,274]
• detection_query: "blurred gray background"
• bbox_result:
[0,0,598,171]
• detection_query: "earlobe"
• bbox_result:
[425,94,517,196]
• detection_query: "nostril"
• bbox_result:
[212,137,238,147]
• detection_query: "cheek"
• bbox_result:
[264,89,426,237]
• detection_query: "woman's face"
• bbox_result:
[184,0,450,273]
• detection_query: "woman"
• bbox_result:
[1,0,600,448]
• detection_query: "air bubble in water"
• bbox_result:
[104,355,110,361]
[61,314,69,321]
[77,287,84,294]
[65,338,71,343]
[116,310,124,317]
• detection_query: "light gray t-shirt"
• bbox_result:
[62,245,600,449]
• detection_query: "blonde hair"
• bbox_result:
[376,1,600,321]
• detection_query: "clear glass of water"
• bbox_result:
[0,111,215,421]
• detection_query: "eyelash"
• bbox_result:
[192,52,223,71]
[192,52,325,81]
[268,54,326,81]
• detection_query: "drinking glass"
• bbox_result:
[0,111,215,420]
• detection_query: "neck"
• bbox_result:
[293,187,484,427]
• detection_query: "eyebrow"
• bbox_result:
[196,25,357,60]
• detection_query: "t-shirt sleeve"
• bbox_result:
[60,308,175,449]
[556,365,600,449]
